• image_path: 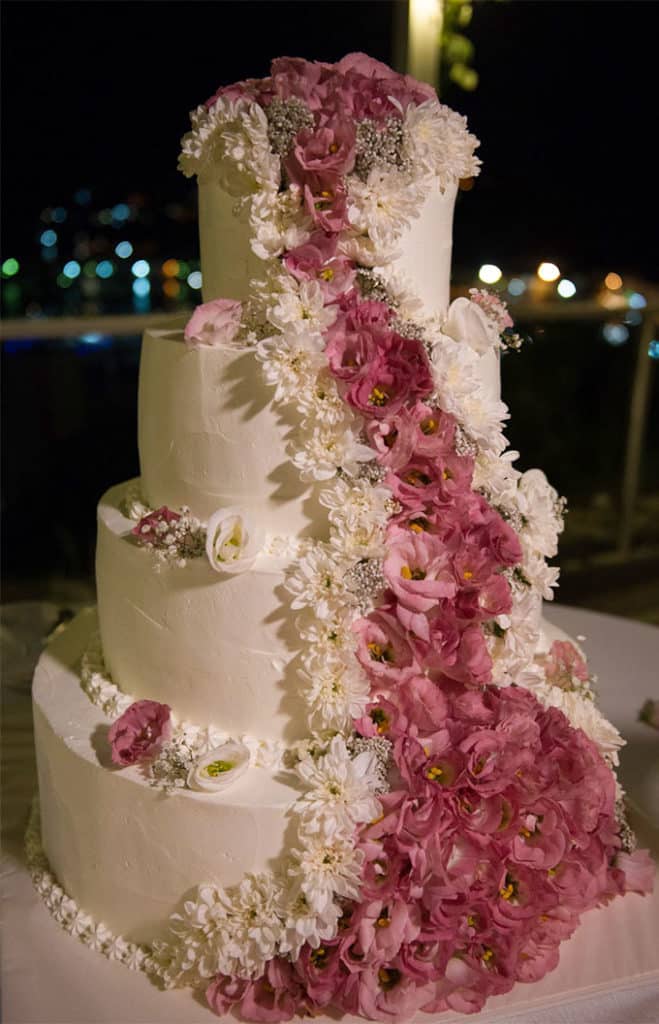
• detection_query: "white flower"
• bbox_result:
[523,550,560,600]
[296,734,382,837]
[179,98,279,196]
[473,449,521,507]
[206,506,263,574]
[404,99,481,188]
[296,370,347,426]
[249,185,312,260]
[289,832,364,913]
[279,893,341,959]
[488,590,542,687]
[256,336,325,404]
[187,739,250,792]
[290,424,374,482]
[321,477,392,559]
[346,167,427,255]
[431,338,508,453]
[285,545,352,619]
[267,279,337,341]
[517,468,564,558]
[441,296,500,355]
[300,652,371,730]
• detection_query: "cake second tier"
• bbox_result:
[96,481,307,743]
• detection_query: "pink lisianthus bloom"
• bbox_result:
[440,622,493,687]
[354,608,420,684]
[384,532,456,619]
[269,56,335,111]
[510,807,569,870]
[283,233,356,300]
[107,699,171,766]
[205,77,263,107]
[285,119,356,190]
[184,298,242,349]
[325,307,391,382]
[454,572,512,622]
[207,958,314,1023]
[392,675,449,733]
[345,335,433,420]
[303,182,349,233]
[466,503,524,567]
[293,944,344,1008]
[543,639,589,689]
[341,957,436,1023]
[387,451,474,510]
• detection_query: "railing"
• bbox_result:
[1,297,657,559]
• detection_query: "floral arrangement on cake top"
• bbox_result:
[36,53,651,1023]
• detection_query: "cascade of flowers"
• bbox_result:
[166,54,652,1020]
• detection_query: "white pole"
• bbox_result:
[407,0,444,90]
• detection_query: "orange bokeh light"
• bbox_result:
[163,279,181,298]
[604,272,623,291]
[162,259,180,278]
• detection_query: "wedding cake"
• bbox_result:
[29,53,653,1021]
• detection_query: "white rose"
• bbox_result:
[187,739,250,792]
[442,296,500,355]
[206,506,263,574]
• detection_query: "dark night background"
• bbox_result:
[2,0,658,618]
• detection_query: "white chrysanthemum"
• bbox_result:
[300,652,371,730]
[267,278,337,342]
[371,266,425,322]
[517,468,564,559]
[256,336,325,404]
[532,684,625,764]
[249,184,312,261]
[473,449,521,507]
[279,893,341,960]
[522,550,560,601]
[165,875,285,984]
[296,609,357,657]
[289,832,364,913]
[489,590,543,687]
[321,477,393,533]
[296,734,382,837]
[296,369,347,426]
[432,338,508,453]
[346,168,427,252]
[285,545,353,619]
[404,99,481,188]
[290,424,374,482]
[179,98,280,196]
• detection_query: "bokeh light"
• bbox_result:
[163,279,181,299]
[602,323,629,346]
[96,260,114,279]
[131,259,150,278]
[40,229,57,247]
[648,340,659,360]
[51,207,67,223]
[132,278,151,297]
[115,241,133,259]
[605,272,623,290]
[628,292,647,309]
[162,259,180,278]
[62,260,81,280]
[557,279,576,298]
[478,264,502,284]
[187,270,202,290]
[507,278,526,296]
[2,258,20,277]
[537,262,560,282]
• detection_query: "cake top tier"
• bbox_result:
[178,53,480,267]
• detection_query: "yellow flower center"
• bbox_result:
[204,760,234,777]
[319,267,334,281]
[369,386,389,407]
[463,570,474,580]
[420,417,437,435]
[426,765,444,781]
[401,565,426,580]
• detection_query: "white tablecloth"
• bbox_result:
[2,603,659,1024]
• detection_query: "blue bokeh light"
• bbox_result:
[131,259,150,278]
[96,260,114,279]
[63,260,81,280]
[132,278,151,297]
[40,229,57,247]
[602,323,629,346]
[115,241,133,259]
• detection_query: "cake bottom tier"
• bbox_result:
[32,608,301,945]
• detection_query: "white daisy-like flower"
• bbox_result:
[371,266,425,322]
[256,336,326,404]
[295,734,382,837]
[489,590,543,687]
[249,184,312,260]
[179,98,280,196]
[285,545,353,619]
[289,832,365,913]
[517,468,564,559]
[473,449,521,507]
[290,424,374,482]
[404,99,481,188]
[279,892,341,959]
[267,278,338,341]
[522,550,560,601]
[431,337,508,453]
[300,652,371,730]
[296,370,347,426]
[321,477,392,558]
[296,608,357,657]
[346,168,427,254]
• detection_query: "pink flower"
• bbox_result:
[325,304,391,381]
[184,299,242,348]
[544,640,589,689]
[354,608,420,684]
[107,700,171,766]
[207,959,312,1023]
[341,959,435,1022]
[285,120,356,191]
[131,506,181,547]
[345,336,434,420]
[384,533,456,625]
[303,182,349,232]
[387,451,474,509]
[283,233,355,299]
